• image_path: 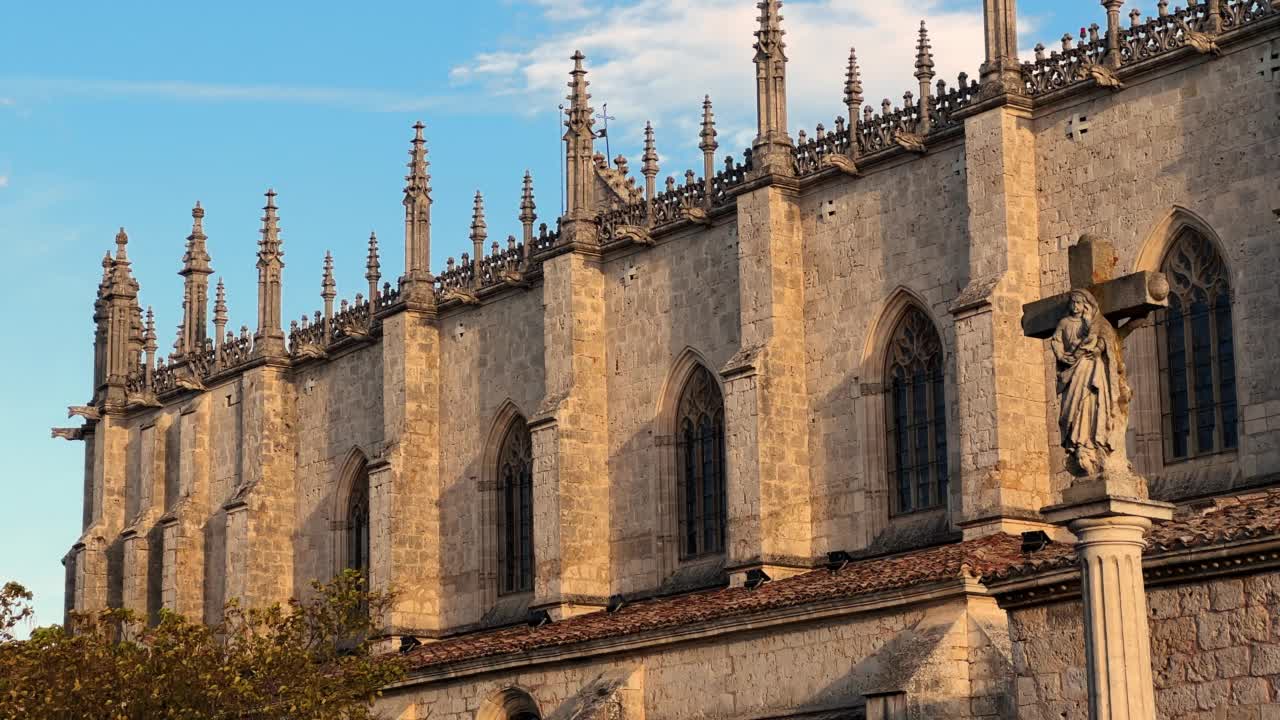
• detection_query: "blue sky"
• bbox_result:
[0,0,1105,630]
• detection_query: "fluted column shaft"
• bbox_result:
[1071,515,1157,720]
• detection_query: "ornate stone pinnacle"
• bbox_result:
[915,20,935,81]
[699,96,718,153]
[845,47,864,113]
[143,306,157,353]
[321,251,336,301]
[258,189,283,262]
[473,189,486,244]
[115,227,129,259]
[181,201,212,276]
[520,171,537,225]
[642,122,659,178]
[214,278,228,324]
[566,51,593,132]
[366,232,380,280]
[754,0,786,61]
[404,121,432,201]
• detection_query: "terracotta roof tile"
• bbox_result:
[406,488,1280,671]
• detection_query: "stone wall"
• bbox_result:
[1031,36,1280,498]
[800,141,970,556]
[1008,569,1280,719]
[380,594,1009,720]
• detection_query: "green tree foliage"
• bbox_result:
[0,572,406,720]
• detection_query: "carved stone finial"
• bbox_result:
[365,232,381,300]
[642,122,660,204]
[915,20,936,134]
[321,251,336,302]
[402,121,435,299]
[752,0,792,174]
[213,277,228,351]
[255,188,286,354]
[471,191,487,289]
[844,47,864,131]
[699,95,718,154]
[915,20,935,81]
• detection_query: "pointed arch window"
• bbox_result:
[886,307,948,515]
[498,419,534,595]
[1157,229,1238,461]
[676,365,726,558]
[347,464,370,576]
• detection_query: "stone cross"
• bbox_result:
[1021,235,1168,342]
[1026,235,1176,720]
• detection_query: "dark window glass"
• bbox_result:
[347,466,370,576]
[886,307,948,515]
[676,366,726,558]
[497,419,534,594]
[1157,230,1237,461]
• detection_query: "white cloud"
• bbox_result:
[453,0,986,170]
[0,78,448,113]
[0,176,8,189]
[529,0,598,21]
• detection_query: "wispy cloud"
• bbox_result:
[0,176,9,189]
[0,77,453,113]
[453,0,987,168]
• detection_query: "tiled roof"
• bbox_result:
[984,486,1280,582]
[406,487,1280,672]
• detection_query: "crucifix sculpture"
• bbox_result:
[1023,234,1176,720]
[1021,234,1170,488]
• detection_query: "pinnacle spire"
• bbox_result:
[752,0,791,172]
[844,47,864,120]
[519,172,537,226]
[259,189,282,260]
[754,0,786,62]
[321,251,336,301]
[254,188,285,354]
[402,122,434,296]
[699,96,718,153]
[181,202,212,273]
[405,121,432,200]
[915,20,935,81]
[562,51,597,238]
[365,232,381,300]
[470,191,488,249]
[143,306,157,353]
[915,20,936,133]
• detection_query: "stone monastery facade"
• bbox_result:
[57,1,1280,718]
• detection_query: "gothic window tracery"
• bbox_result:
[885,306,948,515]
[497,418,534,594]
[676,365,726,558]
[347,463,370,576]
[1157,229,1238,461]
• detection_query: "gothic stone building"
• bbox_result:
[57,1,1280,718]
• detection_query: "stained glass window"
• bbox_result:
[498,419,534,594]
[886,307,949,514]
[676,366,726,558]
[1157,230,1237,461]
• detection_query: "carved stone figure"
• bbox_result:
[1050,289,1129,477]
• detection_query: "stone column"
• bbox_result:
[531,251,610,618]
[67,413,129,616]
[1043,495,1172,720]
[372,305,444,637]
[951,102,1057,539]
[722,183,812,585]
